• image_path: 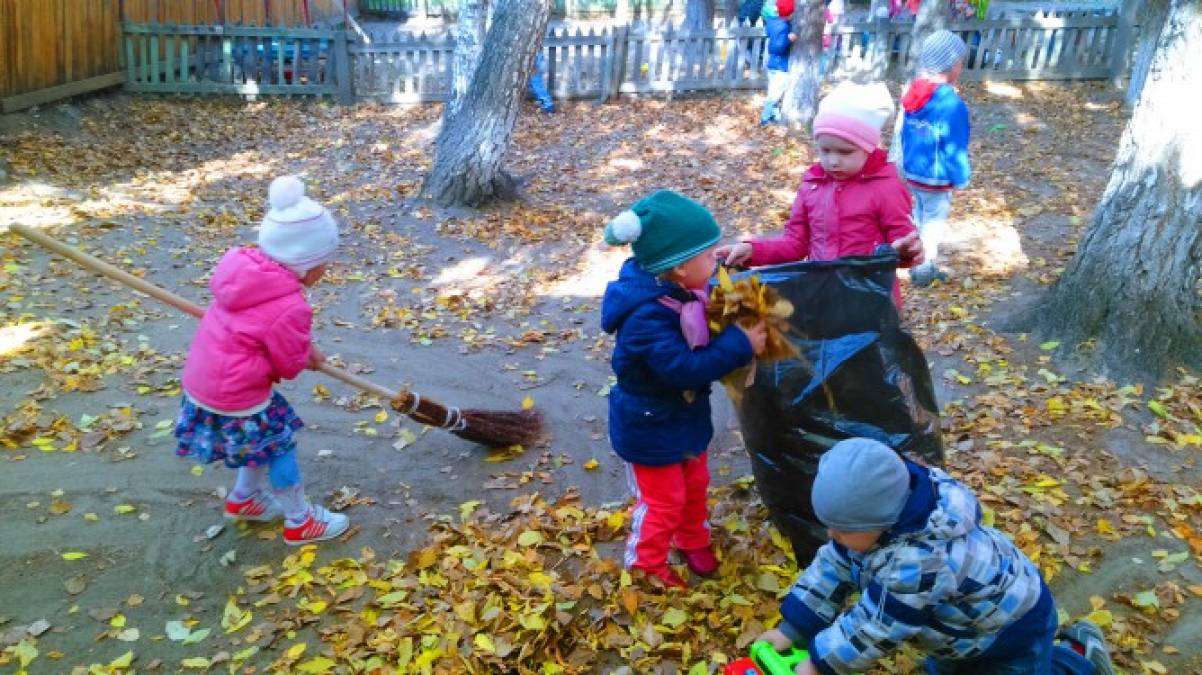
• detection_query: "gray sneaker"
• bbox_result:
[1060,620,1115,675]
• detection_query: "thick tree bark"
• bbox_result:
[1036,0,1202,380]
[780,0,825,128]
[1125,0,1168,108]
[421,0,551,207]
[447,0,488,121]
[908,0,951,75]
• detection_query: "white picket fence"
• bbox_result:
[351,12,1123,102]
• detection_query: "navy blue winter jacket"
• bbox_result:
[765,17,794,71]
[601,258,754,466]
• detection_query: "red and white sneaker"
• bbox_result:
[224,492,283,523]
[283,505,349,546]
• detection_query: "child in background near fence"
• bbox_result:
[889,29,972,287]
[528,51,555,114]
[755,438,1115,675]
[601,190,767,589]
[762,0,798,125]
[175,175,349,546]
[720,81,924,308]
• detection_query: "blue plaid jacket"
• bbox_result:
[779,463,1047,674]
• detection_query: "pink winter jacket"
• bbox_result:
[746,150,917,304]
[182,247,313,411]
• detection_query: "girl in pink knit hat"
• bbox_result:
[718,81,925,307]
[174,175,349,546]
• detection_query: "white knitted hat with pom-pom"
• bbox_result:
[258,175,339,276]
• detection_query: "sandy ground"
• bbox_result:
[1,83,1199,673]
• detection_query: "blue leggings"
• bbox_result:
[266,449,301,490]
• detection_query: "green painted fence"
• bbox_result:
[122,23,352,101]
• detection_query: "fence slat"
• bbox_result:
[120,12,1126,105]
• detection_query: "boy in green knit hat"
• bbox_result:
[601,190,767,588]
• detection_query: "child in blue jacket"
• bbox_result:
[756,438,1115,675]
[892,29,972,286]
[761,0,797,125]
[602,190,767,588]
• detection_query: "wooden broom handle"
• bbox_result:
[8,224,405,403]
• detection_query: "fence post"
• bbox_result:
[609,24,630,100]
[334,30,354,103]
[1109,0,1138,86]
[872,16,890,79]
[599,27,616,102]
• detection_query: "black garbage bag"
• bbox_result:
[728,253,943,565]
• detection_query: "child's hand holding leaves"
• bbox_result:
[738,320,769,356]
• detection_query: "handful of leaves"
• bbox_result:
[707,267,798,361]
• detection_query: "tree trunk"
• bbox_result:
[1125,0,1168,108]
[908,0,951,75]
[447,0,488,121]
[421,0,551,207]
[684,0,716,27]
[780,0,825,128]
[1036,0,1202,380]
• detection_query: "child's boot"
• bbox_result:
[679,546,719,577]
[635,565,687,589]
[760,101,778,126]
[1059,620,1115,675]
[284,504,350,545]
[224,491,283,522]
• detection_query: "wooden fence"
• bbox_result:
[122,23,352,99]
[351,12,1124,102]
[0,0,125,112]
[121,0,351,26]
[0,0,350,112]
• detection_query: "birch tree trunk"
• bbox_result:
[1036,0,1202,380]
[1125,0,1168,108]
[446,0,488,121]
[422,0,552,207]
[780,0,825,128]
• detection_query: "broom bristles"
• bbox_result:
[391,390,544,449]
[457,409,545,448]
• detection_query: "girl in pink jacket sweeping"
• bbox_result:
[719,82,924,307]
[175,175,349,545]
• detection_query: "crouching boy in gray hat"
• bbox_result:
[756,438,1114,675]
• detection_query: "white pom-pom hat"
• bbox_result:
[258,175,340,276]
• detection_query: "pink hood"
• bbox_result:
[182,247,313,411]
[745,149,918,308]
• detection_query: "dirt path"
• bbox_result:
[1,84,1199,674]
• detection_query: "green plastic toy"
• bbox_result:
[750,640,809,675]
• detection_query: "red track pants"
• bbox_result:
[623,453,711,571]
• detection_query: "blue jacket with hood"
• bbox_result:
[897,80,972,189]
[778,461,1052,674]
[765,17,794,71]
[601,258,754,466]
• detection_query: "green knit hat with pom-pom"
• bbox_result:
[603,190,721,275]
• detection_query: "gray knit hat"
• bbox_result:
[812,438,911,532]
[919,30,969,74]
